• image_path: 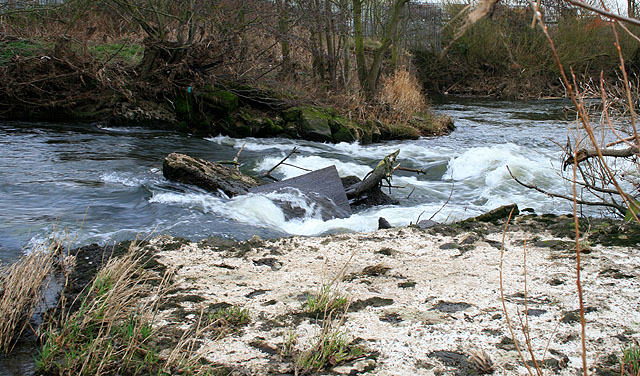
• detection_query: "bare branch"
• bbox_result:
[565,0,640,27]
[261,147,299,181]
[563,147,638,170]
[507,166,627,215]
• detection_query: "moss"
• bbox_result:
[173,95,194,122]
[333,126,357,143]
[202,87,239,113]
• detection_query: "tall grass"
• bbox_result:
[0,241,58,353]
[378,69,428,121]
[36,243,171,375]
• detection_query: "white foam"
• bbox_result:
[101,172,142,187]
[256,155,370,180]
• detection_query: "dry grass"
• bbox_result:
[0,241,58,353]
[36,242,172,375]
[378,69,429,123]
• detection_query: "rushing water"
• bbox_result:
[0,97,584,265]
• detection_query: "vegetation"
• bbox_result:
[622,342,640,376]
[205,305,250,338]
[415,0,640,98]
[0,241,57,353]
[294,329,364,374]
[303,284,348,316]
[0,0,451,142]
[35,246,168,375]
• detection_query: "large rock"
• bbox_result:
[299,109,332,142]
[282,107,333,142]
[163,153,261,197]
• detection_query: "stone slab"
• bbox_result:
[249,166,351,219]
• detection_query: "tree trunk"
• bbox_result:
[277,0,292,75]
[352,0,409,100]
[352,0,368,91]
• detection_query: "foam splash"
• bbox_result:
[256,155,370,180]
[101,172,143,187]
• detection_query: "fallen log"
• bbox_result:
[163,153,262,197]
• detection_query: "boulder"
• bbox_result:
[299,108,332,142]
[163,153,262,197]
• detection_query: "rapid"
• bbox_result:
[0,97,582,263]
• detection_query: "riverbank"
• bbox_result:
[0,35,453,144]
[12,210,638,375]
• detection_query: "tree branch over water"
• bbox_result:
[506,166,627,215]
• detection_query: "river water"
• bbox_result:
[0,97,583,264]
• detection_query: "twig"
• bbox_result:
[565,0,640,27]
[281,162,311,172]
[429,182,455,221]
[499,208,537,376]
[262,147,298,181]
[233,141,246,171]
[406,187,416,199]
[506,166,626,215]
[521,237,542,374]
[395,166,425,174]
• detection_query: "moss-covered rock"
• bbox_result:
[201,86,239,114]
[331,117,358,143]
[283,106,333,142]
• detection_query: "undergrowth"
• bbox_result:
[0,241,58,353]
[35,244,171,375]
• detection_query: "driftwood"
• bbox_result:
[345,150,399,199]
[163,153,262,197]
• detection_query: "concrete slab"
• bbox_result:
[249,166,351,219]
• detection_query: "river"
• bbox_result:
[0,97,582,264]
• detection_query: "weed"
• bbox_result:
[303,284,348,316]
[294,329,364,374]
[280,329,298,358]
[206,306,250,337]
[621,341,640,376]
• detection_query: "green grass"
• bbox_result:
[0,40,50,65]
[88,43,143,64]
[622,342,640,375]
[303,284,348,316]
